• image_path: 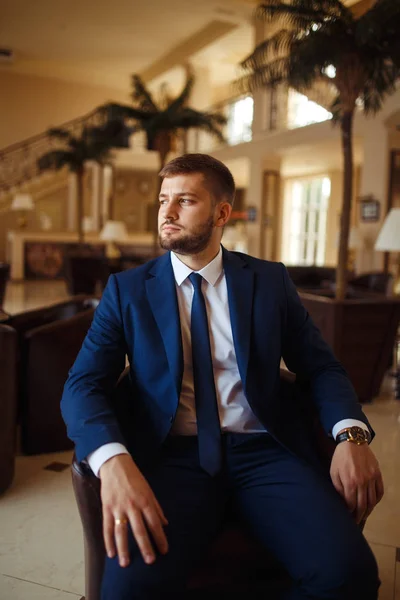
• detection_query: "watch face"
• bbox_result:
[349,426,367,443]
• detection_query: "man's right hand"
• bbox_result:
[99,454,169,568]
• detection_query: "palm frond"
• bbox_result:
[168,108,226,142]
[241,17,352,86]
[239,18,356,96]
[37,150,75,172]
[167,76,195,112]
[241,29,297,71]
[85,144,112,163]
[88,119,134,149]
[356,0,400,47]
[100,102,155,122]
[67,137,85,153]
[255,0,353,28]
[47,128,74,142]
[204,112,228,127]
[361,59,399,115]
[237,56,293,93]
[131,75,159,111]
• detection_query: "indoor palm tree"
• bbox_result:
[238,0,400,299]
[38,119,131,245]
[105,74,227,170]
[103,74,227,246]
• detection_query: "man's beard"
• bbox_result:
[159,215,214,255]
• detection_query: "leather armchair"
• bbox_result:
[0,262,10,320]
[8,297,99,455]
[0,324,18,494]
[286,266,337,290]
[65,256,110,295]
[0,262,10,303]
[348,272,393,295]
[71,369,343,599]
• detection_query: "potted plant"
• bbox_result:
[103,73,227,250]
[38,118,132,245]
[238,0,400,401]
[38,118,132,293]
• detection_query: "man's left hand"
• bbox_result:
[330,441,384,523]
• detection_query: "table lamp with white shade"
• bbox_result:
[100,220,128,259]
[375,208,400,295]
[11,193,34,229]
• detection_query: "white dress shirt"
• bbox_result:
[88,248,367,476]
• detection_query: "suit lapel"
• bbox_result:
[223,248,254,389]
[145,253,183,400]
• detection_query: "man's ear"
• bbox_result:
[215,202,232,228]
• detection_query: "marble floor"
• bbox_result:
[3,280,71,315]
[1,281,400,599]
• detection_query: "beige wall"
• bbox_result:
[111,168,159,232]
[0,71,129,148]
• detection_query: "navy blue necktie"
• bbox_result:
[189,273,222,476]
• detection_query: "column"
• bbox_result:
[357,119,390,273]
[251,17,267,136]
[184,64,213,152]
[101,165,113,225]
[246,155,264,258]
[67,173,77,232]
[90,162,101,232]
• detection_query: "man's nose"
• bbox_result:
[163,201,178,220]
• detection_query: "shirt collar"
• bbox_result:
[170,246,223,287]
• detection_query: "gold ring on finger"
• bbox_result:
[114,518,128,526]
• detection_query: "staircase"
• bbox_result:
[0,107,107,201]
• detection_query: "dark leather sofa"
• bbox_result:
[0,262,10,306]
[0,263,10,321]
[0,323,18,494]
[286,265,392,297]
[6,297,99,455]
[71,368,359,599]
[285,266,337,290]
[348,272,393,295]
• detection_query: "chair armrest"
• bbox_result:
[71,455,105,600]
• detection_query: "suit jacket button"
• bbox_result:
[170,416,173,423]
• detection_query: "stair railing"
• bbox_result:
[0,107,107,193]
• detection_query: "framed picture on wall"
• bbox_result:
[359,196,380,222]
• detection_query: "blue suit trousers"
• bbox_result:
[101,433,379,600]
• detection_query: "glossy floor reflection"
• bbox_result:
[0,281,399,599]
[3,280,70,315]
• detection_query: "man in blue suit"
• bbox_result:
[62,154,383,599]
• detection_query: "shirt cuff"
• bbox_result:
[332,419,370,441]
[87,443,130,478]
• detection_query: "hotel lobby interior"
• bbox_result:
[1,0,400,598]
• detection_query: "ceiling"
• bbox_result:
[0,0,256,91]
[0,0,362,93]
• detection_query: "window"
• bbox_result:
[227,96,254,144]
[287,89,332,129]
[283,177,330,265]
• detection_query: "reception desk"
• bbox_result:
[7,230,154,281]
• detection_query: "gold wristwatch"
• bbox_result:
[336,426,371,446]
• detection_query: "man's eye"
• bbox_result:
[159,199,167,205]
[180,198,191,204]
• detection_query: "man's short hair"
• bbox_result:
[159,153,235,206]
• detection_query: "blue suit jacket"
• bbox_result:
[61,248,372,466]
